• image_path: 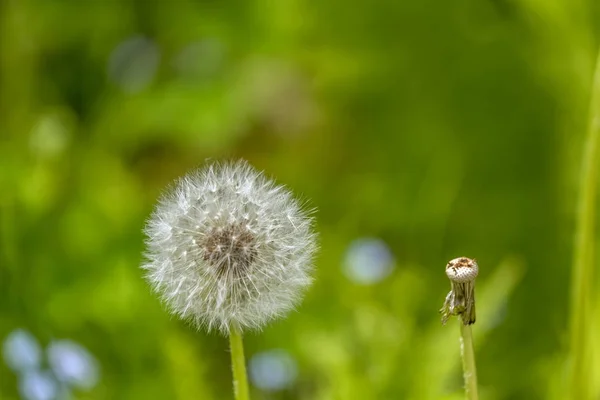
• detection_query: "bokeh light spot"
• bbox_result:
[18,370,58,400]
[249,349,298,391]
[47,340,100,390]
[107,36,160,93]
[3,329,42,373]
[343,238,395,284]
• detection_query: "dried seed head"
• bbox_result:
[142,160,317,334]
[440,257,478,325]
[445,257,479,283]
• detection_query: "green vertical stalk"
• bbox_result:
[569,46,600,400]
[460,323,479,400]
[229,325,250,400]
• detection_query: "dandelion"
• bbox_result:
[440,257,478,325]
[440,257,479,400]
[142,160,317,400]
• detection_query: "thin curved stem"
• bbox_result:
[460,323,478,400]
[229,325,250,400]
[569,46,600,400]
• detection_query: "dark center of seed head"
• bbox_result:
[201,224,257,275]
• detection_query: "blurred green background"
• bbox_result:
[1,0,600,399]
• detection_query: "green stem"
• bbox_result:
[569,46,600,400]
[229,325,250,400]
[460,323,479,400]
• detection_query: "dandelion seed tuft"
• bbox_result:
[142,160,317,334]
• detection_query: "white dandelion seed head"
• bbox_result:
[445,257,478,283]
[142,160,317,334]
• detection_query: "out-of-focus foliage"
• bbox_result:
[1,0,599,399]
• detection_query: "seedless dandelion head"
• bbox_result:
[445,257,478,283]
[142,160,317,334]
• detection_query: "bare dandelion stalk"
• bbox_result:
[142,160,317,400]
[569,46,600,400]
[460,323,478,400]
[440,257,479,400]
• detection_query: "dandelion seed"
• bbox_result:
[142,160,317,334]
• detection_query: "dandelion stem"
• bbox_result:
[229,325,250,400]
[460,323,478,400]
[568,45,600,399]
